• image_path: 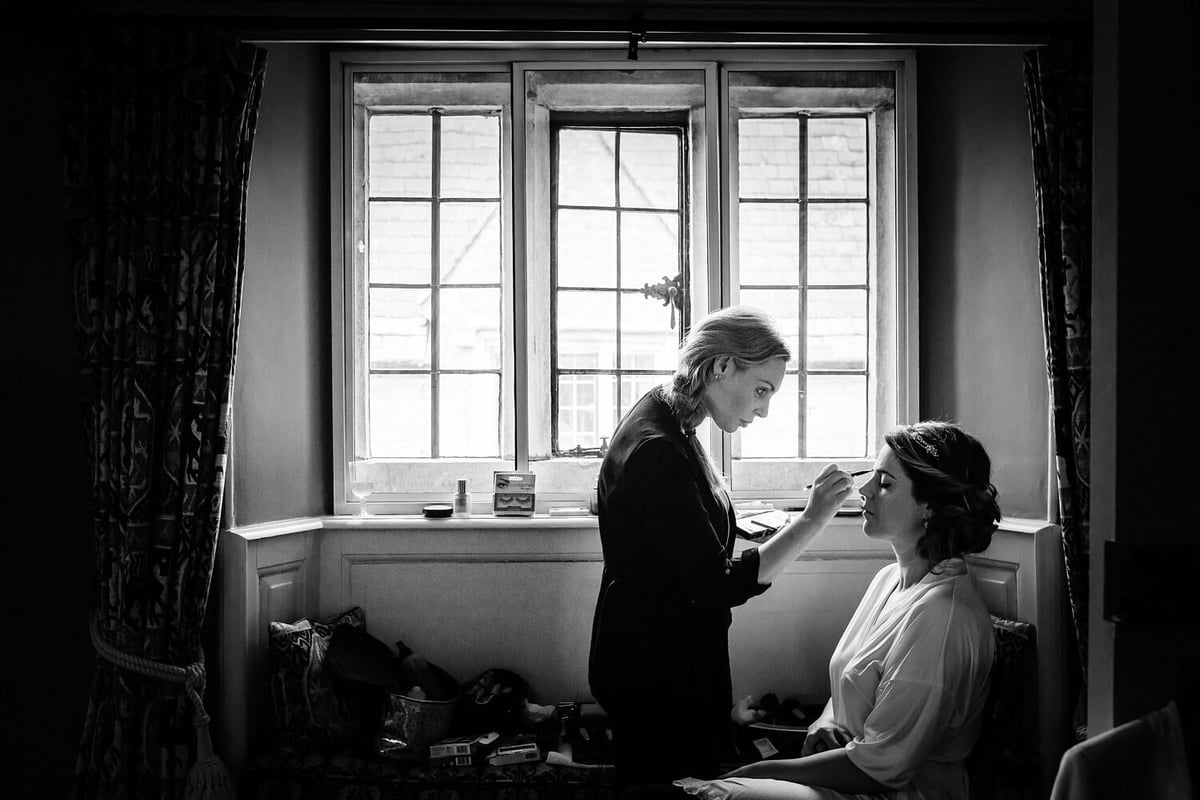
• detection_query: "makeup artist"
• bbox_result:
[587,305,854,789]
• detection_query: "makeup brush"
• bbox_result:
[803,469,873,490]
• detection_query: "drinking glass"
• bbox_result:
[348,460,374,516]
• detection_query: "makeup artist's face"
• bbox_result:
[858,445,927,543]
[701,356,786,434]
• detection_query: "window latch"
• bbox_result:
[640,272,685,329]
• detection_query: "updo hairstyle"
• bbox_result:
[664,305,791,431]
[884,421,1002,565]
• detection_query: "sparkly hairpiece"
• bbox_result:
[911,430,940,459]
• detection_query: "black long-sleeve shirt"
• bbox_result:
[588,387,768,722]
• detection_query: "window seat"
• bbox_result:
[239,749,617,800]
[220,516,1067,797]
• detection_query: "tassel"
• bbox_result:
[184,722,235,800]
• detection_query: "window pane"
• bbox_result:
[738,288,800,369]
[370,202,431,285]
[439,287,501,369]
[738,202,799,286]
[739,117,800,199]
[620,292,680,371]
[439,373,500,456]
[370,373,431,457]
[620,211,679,290]
[808,203,867,285]
[620,374,665,413]
[808,118,867,199]
[369,114,432,197]
[370,288,431,369]
[557,209,617,288]
[737,373,799,458]
[807,289,867,371]
[557,291,617,369]
[806,374,867,457]
[441,201,501,284]
[558,374,616,450]
[441,115,500,198]
[619,131,679,209]
[558,129,616,206]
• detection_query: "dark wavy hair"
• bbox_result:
[884,421,1001,566]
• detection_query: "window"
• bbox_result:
[333,51,916,514]
[552,119,687,455]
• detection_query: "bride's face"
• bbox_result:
[858,445,927,544]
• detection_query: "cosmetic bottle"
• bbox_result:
[453,479,471,518]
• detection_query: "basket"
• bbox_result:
[376,689,461,757]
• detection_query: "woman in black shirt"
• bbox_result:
[588,305,853,788]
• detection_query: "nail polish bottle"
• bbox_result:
[453,479,471,518]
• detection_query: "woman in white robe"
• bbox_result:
[673,421,1001,800]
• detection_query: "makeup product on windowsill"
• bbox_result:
[423,504,453,519]
[453,479,471,518]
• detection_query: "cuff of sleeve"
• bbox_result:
[844,741,910,789]
[736,547,771,596]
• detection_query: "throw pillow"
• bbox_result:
[267,606,367,754]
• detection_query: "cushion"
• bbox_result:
[968,615,1039,800]
[267,606,374,754]
[988,615,1035,730]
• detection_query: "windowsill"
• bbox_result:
[322,512,602,531]
[228,506,873,542]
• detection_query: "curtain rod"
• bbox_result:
[240,31,1054,47]
[76,12,1067,48]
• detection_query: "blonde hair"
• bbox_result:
[662,305,791,492]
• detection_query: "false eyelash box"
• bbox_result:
[492,471,536,516]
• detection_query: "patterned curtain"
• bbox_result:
[1023,37,1092,741]
[65,27,267,799]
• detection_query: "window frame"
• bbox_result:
[548,115,690,456]
[331,48,918,516]
[720,59,916,504]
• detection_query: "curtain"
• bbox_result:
[1024,37,1092,741]
[65,27,267,798]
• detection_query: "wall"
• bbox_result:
[234,43,331,526]
[916,46,1049,520]
[1091,0,1198,743]
[231,45,1051,521]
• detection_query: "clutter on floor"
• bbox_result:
[253,606,617,800]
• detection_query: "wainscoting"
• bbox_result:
[218,514,1067,793]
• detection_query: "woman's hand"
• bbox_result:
[801,718,851,756]
[799,464,854,528]
[730,694,768,726]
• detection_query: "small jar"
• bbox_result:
[453,479,471,518]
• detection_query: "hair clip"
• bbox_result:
[911,431,940,459]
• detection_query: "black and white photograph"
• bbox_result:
[6,1,1194,798]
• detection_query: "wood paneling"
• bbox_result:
[220,514,1066,794]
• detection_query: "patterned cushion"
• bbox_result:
[268,606,374,754]
[968,615,1039,800]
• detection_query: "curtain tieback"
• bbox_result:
[89,613,235,800]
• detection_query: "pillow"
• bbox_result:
[968,615,1038,800]
[267,606,371,754]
